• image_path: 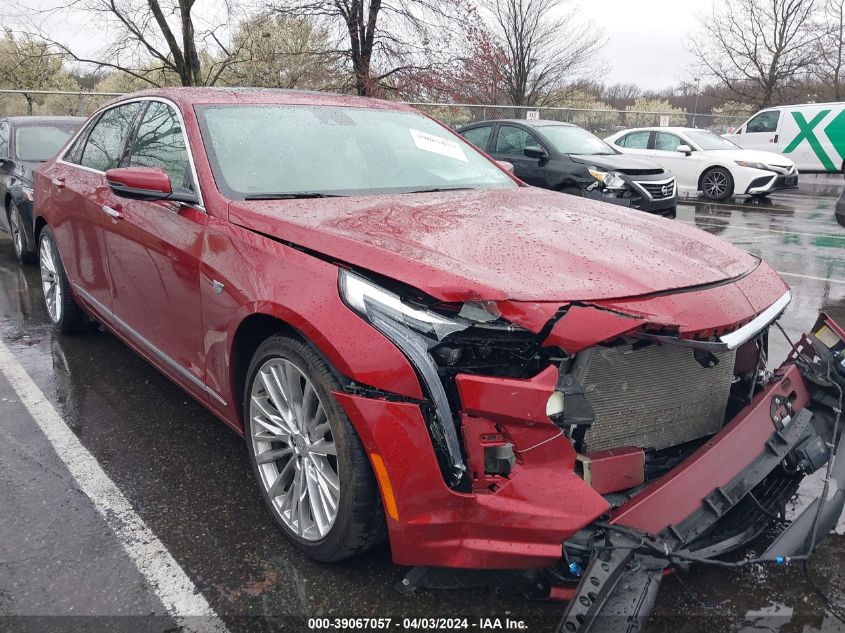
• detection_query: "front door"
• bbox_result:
[103,100,208,391]
[736,110,781,152]
[650,131,702,191]
[43,102,142,315]
[490,125,548,186]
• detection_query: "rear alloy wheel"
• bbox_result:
[9,201,35,264]
[244,335,385,561]
[39,226,84,333]
[701,167,734,201]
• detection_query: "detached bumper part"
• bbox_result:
[558,314,845,632]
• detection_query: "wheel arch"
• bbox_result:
[697,164,732,191]
[229,311,351,433]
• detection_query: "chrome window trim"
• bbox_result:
[72,282,226,406]
[57,96,206,211]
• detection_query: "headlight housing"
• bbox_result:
[339,269,471,485]
[588,169,627,190]
[735,160,770,171]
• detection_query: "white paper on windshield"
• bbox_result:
[409,128,468,162]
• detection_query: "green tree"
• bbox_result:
[220,15,341,89]
[0,30,78,115]
[625,97,686,127]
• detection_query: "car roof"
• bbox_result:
[98,87,419,114]
[461,119,576,129]
[613,127,716,135]
[3,116,86,125]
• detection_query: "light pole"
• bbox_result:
[692,77,701,128]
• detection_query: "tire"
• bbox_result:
[8,200,35,264]
[700,167,734,201]
[38,226,84,333]
[244,334,385,562]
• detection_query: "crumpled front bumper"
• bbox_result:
[559,314,845,631]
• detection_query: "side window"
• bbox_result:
[64,121,94,165]
[461,126,493,150]
[128,102,194,192]
[0,122,9,158]
[745,111,780,133]
[79,103,141,172]
[654,132,683,151]
[495,125,543,157]
[619,131,650,149]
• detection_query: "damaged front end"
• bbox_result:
[334,265,845,630]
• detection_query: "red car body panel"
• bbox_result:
[228,188,758,303]
[33,88,801,574]
[610,364,810,533]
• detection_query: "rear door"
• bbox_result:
[613,130,652,159]
[460,125,494,152]
[103,99,208,393]
[40,102,142,314]
[780,104,845,173]
[490,124,547,186]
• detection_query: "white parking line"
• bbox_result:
[776,271,845,285]
[680,220,845,241]
[0,338,229,633]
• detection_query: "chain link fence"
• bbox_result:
[0,89,746,135]
[407,103,746,136]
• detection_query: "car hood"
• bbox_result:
[228,187,759,303]
[568,153,665,173]
[709,149,794,167]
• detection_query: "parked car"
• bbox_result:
[605,127,798,201]
[457,119,677,217]
[0,116,84,263]
[724,102,845,173]
[33,89,845,628]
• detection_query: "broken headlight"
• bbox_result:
[588,169,627,191]
[339,269,470,485]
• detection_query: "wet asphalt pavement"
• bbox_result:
[2,186,845,633]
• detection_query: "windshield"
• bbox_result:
[684,129,740,151]
[195,105,516,199]
[14,123,80,161]
[539,125,617,155]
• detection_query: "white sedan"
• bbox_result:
[604,127,798,201]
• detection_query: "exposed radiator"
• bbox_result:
[578,343,736,452]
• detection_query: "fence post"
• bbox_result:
[77,93,86,117]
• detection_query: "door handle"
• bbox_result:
[51,178,65,189]
[773,134,779,143]
[102,205,123,220]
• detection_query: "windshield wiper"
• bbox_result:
[243,192,345,200]
[403,187,477,194]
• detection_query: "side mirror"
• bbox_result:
[676,144,693,156]
[106,167,198,204]
[497,160,515,174]
[524,146,548,160]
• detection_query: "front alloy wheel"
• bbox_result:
[250,358,340,540]
[701,168,734,201]
[244,335,385,561]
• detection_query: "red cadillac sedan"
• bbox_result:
[32,88,845,625]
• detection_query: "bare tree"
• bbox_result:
[688,0,822,108]
[269,0,464,96]
[483,0,604,107]
[13,0,247,87]
[817,0,845,99]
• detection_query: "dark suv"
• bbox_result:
[458,119,677,217]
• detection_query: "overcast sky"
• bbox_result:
[596,0,711,89]
[8,0,712,91]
